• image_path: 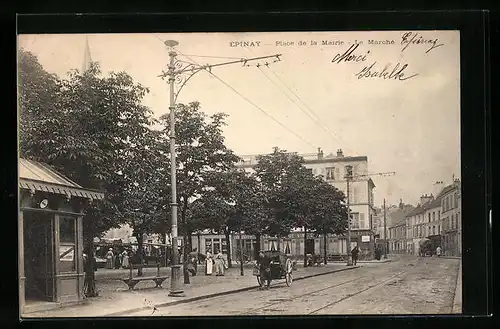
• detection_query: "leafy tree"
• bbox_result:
[18,49,156,295]
[253,147,314,250]
[202,168,258,268]
[237,178,268,257]
[119,129,169,276]
[159,102,239,283]
[308,178,348,264]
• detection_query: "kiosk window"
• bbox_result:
[59,216,76,272]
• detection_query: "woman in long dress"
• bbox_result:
[121,250,129,269]
[106,248,114,269]
[205,251,213,275]
[215,252,225,276]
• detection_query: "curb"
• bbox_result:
[451,260,462,313]
[329,259,392,264]
[105,265,360,316]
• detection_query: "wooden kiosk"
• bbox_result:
[18,158,104,314]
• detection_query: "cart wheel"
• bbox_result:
[285,259,293,287]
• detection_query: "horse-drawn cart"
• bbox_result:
[253,250,293,287]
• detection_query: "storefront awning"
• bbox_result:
[19,158,104,201]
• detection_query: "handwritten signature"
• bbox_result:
[401,32,444,54]
[355,61,418,81]
[332,44,418,81]
[331,43,369,64]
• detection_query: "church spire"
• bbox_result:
[82,36,92,72]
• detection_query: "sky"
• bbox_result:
[18,31,461,207]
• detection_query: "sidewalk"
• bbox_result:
[23,263,359,318]
[452,260,462,313]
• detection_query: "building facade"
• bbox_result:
[440,179,461,256]
[236,148,377,258]
[402,180,461,256]
[190,229,373,263]
[405,194,435,255]
[388,219,407,253]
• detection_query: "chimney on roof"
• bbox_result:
[420,194,433,205]
[317,147,323,160]
[433,180,445,196]
[337,149,344,157]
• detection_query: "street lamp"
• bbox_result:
[160,40,282,296]
[345,165,353,266]
[165,40,184,297]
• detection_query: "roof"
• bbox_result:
[436,183,459,198]
[405,184,457,218]
[19,158,104,200]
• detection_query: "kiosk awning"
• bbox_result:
[19,158,104,200]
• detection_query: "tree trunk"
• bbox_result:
[84,229,98,297]
[323,232,328,265]
[183,229,190,284]
[224,229,232,268]
[180,197,190,284]
[303,226,307,267]
[197,232,201,256]
[136,233,144,277]
[277,235,281,252]
[255,233,261,259]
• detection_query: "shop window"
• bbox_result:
[59,216,76,273]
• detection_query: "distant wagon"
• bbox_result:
[419,238,433,256]
[253,250,293,287]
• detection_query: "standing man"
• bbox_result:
[188,248,199,276]
[436,246,442,257]
[351,246,359,266]
[258,251,272,290]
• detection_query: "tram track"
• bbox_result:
[239,275,367,315]
[306,269,411,315]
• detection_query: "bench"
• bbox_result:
[121,262,168,290]
[328,254,346,262]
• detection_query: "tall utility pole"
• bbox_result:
[239,230,244,276]
[162,40,281,297]
[345,165,353,266]
[344,169,395,266]
[383,198,388,259]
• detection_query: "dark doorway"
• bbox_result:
[305,239,315,254]
[24,211,55,302]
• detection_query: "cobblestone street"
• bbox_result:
[127,256,460,316]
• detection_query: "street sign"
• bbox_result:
[361,235,371,242]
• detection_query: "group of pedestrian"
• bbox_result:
[203,250,227,276]
[105,248,132,269]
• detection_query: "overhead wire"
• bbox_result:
[242,47,405,197]
[244,46,354,154]
[171,47,317,150]
[152,35,402,197]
